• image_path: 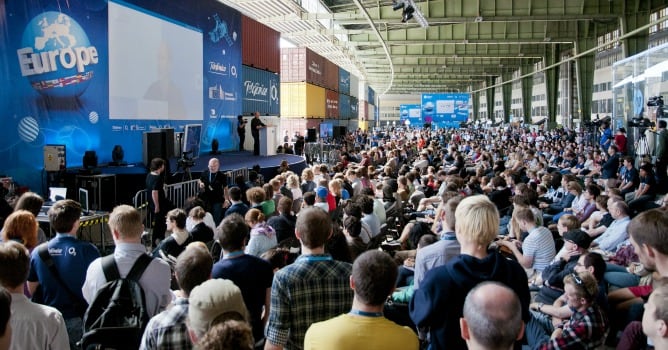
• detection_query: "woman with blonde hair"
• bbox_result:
[12,191,48,244]
[244,209,277,257]
[300,168,316,194]
[1,210,39,251]
[287,174,302,200]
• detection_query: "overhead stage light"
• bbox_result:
[402,5,415,22]
[392,1,405,11]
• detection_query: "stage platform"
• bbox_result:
[63,151,308,206]
[168,151,308,181]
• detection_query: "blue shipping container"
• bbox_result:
[339,68,350,95]
[242,65,280,115]
[339,94,351,120]
[367,87,375,105]
[351,96,359,119]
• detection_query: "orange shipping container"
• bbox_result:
[280,48,325,87]
[323,60,339,91]
[325,89,339,119]
[242,16,280,73]
[361,100,369,121]
[280,82,326,118]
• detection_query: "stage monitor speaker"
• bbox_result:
[307,128,317,143]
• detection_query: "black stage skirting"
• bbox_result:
[65,151,308,205]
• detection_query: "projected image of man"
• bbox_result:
[144,41,186,119]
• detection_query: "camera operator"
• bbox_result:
[198,158,228,225]
[656,120,668,191]
[599,121,612,151]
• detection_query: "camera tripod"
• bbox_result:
[633,128,651,159]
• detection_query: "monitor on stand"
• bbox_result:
[79,188,90,216]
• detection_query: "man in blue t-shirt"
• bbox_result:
[211,213,273,344]
[28,199,100,349]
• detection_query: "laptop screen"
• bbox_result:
[48,187,67,202]
[78,188,89,214]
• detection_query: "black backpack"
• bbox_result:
[79,254,153,350]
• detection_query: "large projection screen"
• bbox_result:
[108,1,203,120]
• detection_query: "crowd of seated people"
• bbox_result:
[2,122,668,349]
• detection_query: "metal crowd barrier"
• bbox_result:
[133,167,249,229]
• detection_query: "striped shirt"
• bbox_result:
[522,226,556,273]
[265,254,353,350]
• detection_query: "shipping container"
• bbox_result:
[280,82,326,118]
[348,120,359,131]
[279,117,307,141]
[339,94,351,120]
[323,59,339,91]
[367,102,375,122]
[361,100,369,120]
[305,118,325,131]
[280,47,325,87]
[367,87,376,105]
[242,65,280,115]
[350,74,359,98]
[325,89,339,119]
[351,96,359,119]
[358,120,368,131]
[338,68,350,95]
[242,16,280,73]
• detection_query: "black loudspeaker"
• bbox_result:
[157,128,175,158]
[143,131,167,166]
[307,128,317,143]
[83,150,98,169]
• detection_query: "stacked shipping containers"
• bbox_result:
[241,15,280,115]
[280,47,363,138]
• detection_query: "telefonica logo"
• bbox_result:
[17,12,98,97]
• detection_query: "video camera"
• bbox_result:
[177,151,195,169]
[647,96,664,107]
[628,117,656,129]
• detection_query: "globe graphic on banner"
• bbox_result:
[21,12,95,97]
[18,116,40,143]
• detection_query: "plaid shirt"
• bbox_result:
[265,254,353,350]
[538,304,608,350]
[140,297,192,350]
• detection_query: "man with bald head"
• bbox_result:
[460,282,524,350]
[199,158,227,225]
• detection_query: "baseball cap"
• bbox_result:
[563,229,593,249]
[316,186,329,198]
[188,279,248,338]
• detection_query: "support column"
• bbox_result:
[502,73,512,123]
[521,64,533,124]
[486,77,495,122]
[620,0,650,58]
[575,21,598,123]
[472,91,480,121]
[545,45,561,126]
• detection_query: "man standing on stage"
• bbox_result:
[252,112,267,156]
[238,115,247,152]
[199,158,227,225]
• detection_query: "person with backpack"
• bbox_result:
[81,205,171,348]
[140,243,213,350]
[27,199,100,350]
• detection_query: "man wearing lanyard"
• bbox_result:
[304,250,418,349]
[211,214,273,347]
[413,197,462,290]
[265,208,353,350]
